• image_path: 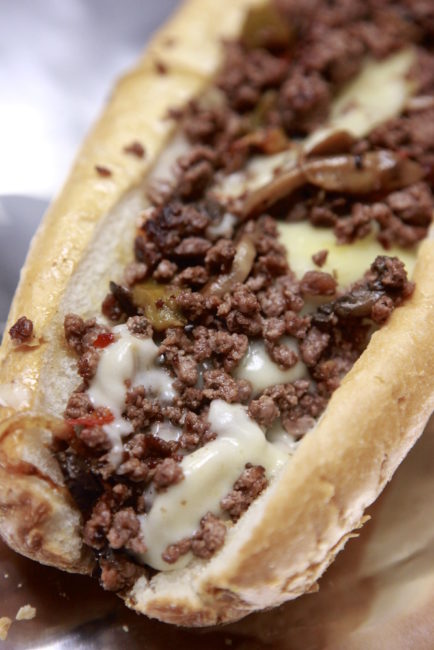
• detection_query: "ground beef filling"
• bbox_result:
[54,0,433,592]
[9,316,33,343]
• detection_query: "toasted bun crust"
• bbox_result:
[0,0,433,626]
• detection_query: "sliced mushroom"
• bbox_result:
[240,165,306,218]
[303,151,424,194]
[202,234,256,296]
[231,128,289,156]
[241,150,424,217]
[334,288,383,318]
[305,129,356,157]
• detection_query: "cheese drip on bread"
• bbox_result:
[138,400,287,571]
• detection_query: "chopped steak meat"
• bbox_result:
[312,249,328,267]
[107,508,146,553]
[79,426,110,451]
[334,203,373,244]
[163,512,227,564]
[175,147,217,201]
[203,369,246,403]
[95,165,112,177]
[64,315,110,355]
[162,513,227,564]
[153,259,178,282]
[162,538,192,565]
[249,395,279,427]
[83,497,113,550]
[369,256,411,292]
[300,327,330,367]
[386,183,433,226]
[278,69,331,135]
[123,140,146,158]
[205,239,236,272]
[64,392,94,420]
[9,316,33,343]
[124,387,163,431]
[56,0,433,586]
[221,465,268,521]
[77,348,99,382]
[266,341,298,369]
[127,315,152,338]
[369,108,434,171]
[190,512,227,559]
[99,554,144,592]
[371,295,394,324]
[153,458,184,489]
[300,271,337,296]
[217,44,287,113]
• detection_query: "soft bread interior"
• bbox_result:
[39,187,147,416]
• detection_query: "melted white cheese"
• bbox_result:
[234,339,307,395]
[305,48,416,151]
[151,420,182,443]
[87,324,175,467]
[277,222,417,287]
[138,400,288,571]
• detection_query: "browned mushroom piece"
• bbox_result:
[241,151,424,218]
[240,165,306,218]
[305,129,356,157]
[303,150,424,194]
[202,234,256,296]
[231,128,289,156]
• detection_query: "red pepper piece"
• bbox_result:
[66,408,114,428]
[93,332,115,348]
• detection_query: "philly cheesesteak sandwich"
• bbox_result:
[1,0,434,626]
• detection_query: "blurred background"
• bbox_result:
[0,0,179,334]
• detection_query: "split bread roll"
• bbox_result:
[1,0,434,627]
